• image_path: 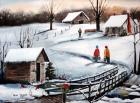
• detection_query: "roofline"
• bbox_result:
[36,48,50,62]
[81,11,90,20]
[121,18,128,27]
[5,47,49,63]
[62,11,90,22]
[105,14,128,28]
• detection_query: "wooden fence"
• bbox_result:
[44,66,128,102]
[90,71,128,100]
[67,70,128,102]
[69,66,118,83]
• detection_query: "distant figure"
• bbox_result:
[104,46,110,63]
[93,45,100,62]
[78,28,82,38]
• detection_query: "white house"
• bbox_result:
[104,14,139,36]
[62,11,90,24]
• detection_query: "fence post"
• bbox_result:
[88,84,91,99]
[88,83,92,103]
[63,91,66,103]
[62,83,70,103]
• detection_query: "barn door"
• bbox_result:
[36,63,40,82]
[79,20,83,24]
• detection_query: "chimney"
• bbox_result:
[127,13,132,34]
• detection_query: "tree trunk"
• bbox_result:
[134,43,137,74]
[96,16,100,31]
[1,61,4,80]
[96,0,100,31]
[50,20,53,30]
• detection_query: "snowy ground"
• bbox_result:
[0,84,47,102]
[0,22,140,102]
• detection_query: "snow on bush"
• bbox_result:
[129,92,140,96]
[135,88,140,92]
[110,97,123,103]
[122,99,133,103]
[131,85,139,89]
[101,96,110,102]
[30,87,47,97]
[125,87,135,92]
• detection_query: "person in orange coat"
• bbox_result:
[93,45,100,62]
[104,46,110,63]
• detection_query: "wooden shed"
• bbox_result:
[104,14,139,36]
[4,47,49,83]
[62,11,90,24]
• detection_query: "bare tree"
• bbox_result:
[48,0,54,30]
[133,31,140,74]
[43,0,63,30]
[130,8,139,20]
[130,10,140,74]
[16,27,36,48]
[89,0,107,31]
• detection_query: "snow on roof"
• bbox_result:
[104,15,128,28]
[62,11,89,23]
[5,47,44,63]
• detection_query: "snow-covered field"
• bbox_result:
[0,22,140,102]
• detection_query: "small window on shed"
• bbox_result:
[80,13,83,17]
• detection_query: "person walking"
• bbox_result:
[78,28,82,38]
[104,46,110,63]
[93,45,100,62]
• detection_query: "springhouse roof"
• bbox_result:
[5,47,46,63]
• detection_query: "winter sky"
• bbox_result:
[0,0,140,13]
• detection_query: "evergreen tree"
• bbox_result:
[46,62,56,79]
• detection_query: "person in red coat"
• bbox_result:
[93,45,100,62]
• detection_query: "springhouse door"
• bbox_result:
[36,63,40,81]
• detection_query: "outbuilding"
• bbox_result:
[4,47,49,83]
[104,14,139,36]
[62,11,90,24]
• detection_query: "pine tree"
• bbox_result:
[46,62,56,79]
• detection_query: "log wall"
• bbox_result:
[5,63,30,82]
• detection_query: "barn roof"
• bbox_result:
[104,15,128,28]
[62,11,89,23]
[5,47,49,63]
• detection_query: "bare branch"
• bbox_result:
[99,0,107,16]
[16,27,36,48]
[89,0,97,13]
[88,0,107,31]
